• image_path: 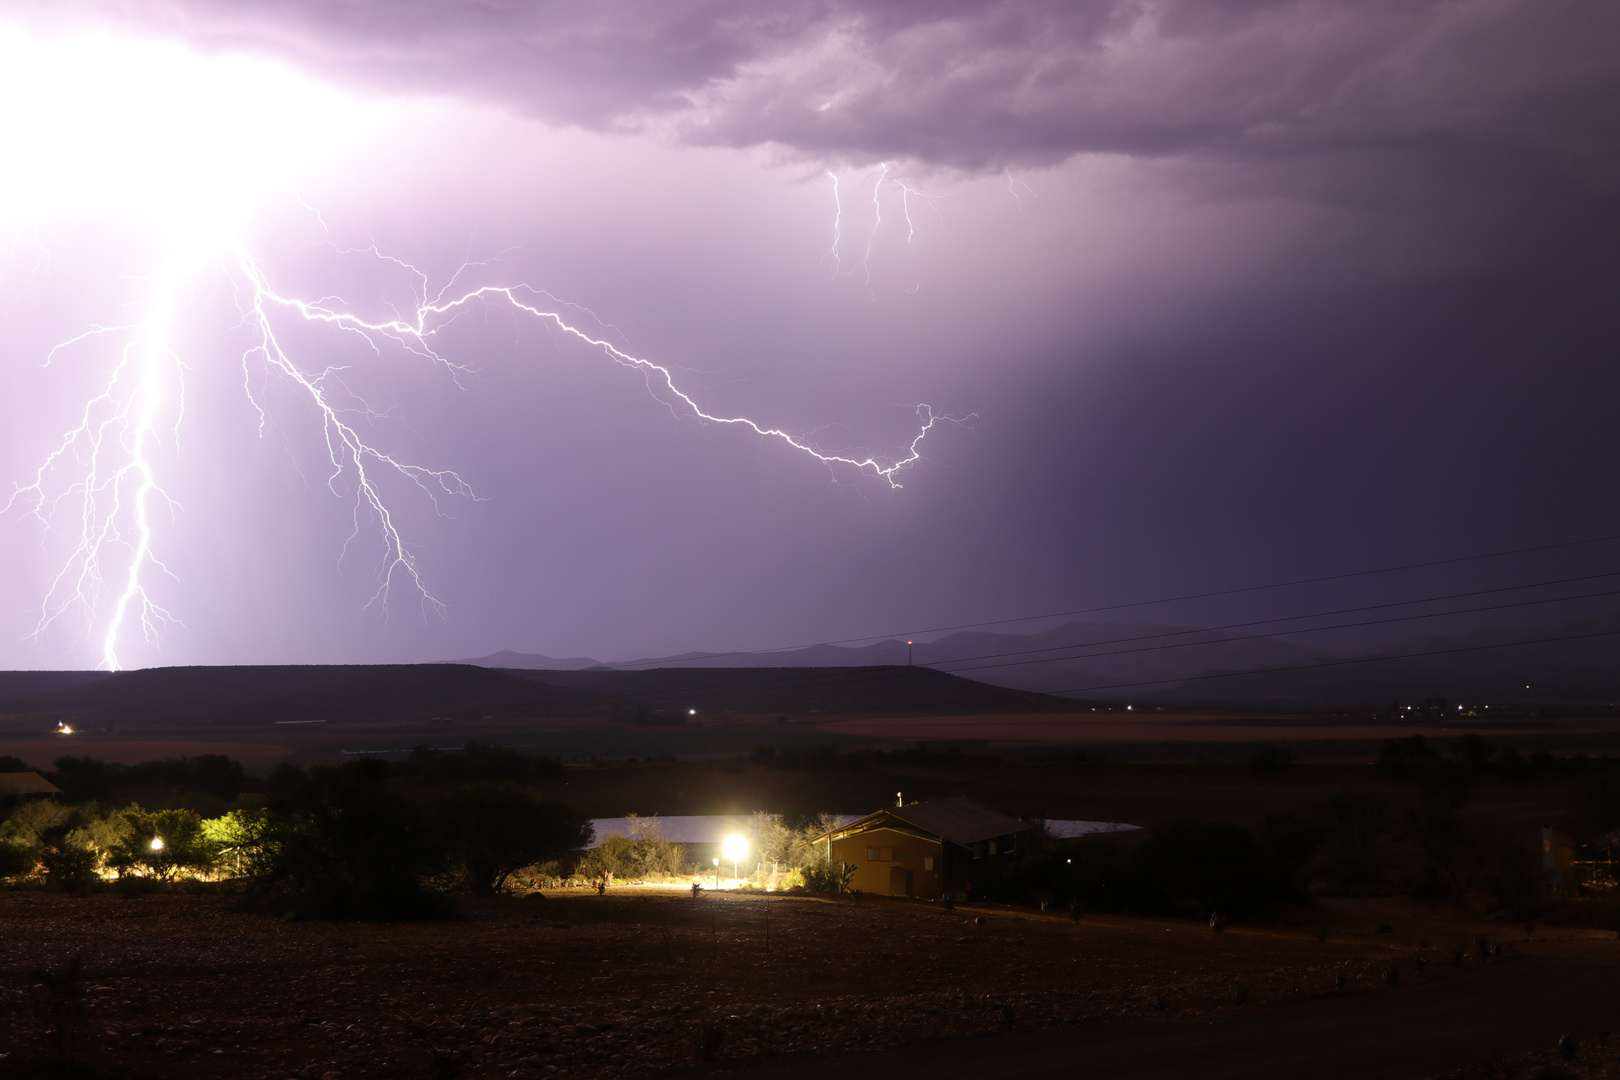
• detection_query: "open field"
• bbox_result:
[4,889,1617,1080]
[4,664,1618,775]
[6,706,1620,776]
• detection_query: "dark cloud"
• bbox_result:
[30,0,1620,174]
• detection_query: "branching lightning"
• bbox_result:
[827,163,940,289]
[5,275,188,671]
[2,31,969,672]
[9,237,960,671]
[1006,170,1037,211]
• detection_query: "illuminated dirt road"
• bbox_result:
[695,954,1620,1080]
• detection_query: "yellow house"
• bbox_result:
[806,797,1030,898]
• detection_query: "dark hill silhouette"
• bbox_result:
[498,665,1078,715]
[0,670,113,706]
[0,663,1074,732]
[0,664,591,728]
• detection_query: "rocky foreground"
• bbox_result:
[0,889,1476,1079]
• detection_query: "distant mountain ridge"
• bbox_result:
[465,612,1620,706]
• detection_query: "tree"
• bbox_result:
[0,835,36,879]
[50,757,111,802]
[1403,800,1474,895]
[1316,789,1391,895]
[107,807,217,881]
[1248,746,1294,776]
[434,783,592,896]
[242,759,448,920]
[1140,819,1288,916]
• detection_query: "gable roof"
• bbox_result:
[888,798,1031,844]
[809,796,1030,847]
[0,772,62,797]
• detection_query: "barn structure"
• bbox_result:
[0,772,62,798]
[805,797,1030,898]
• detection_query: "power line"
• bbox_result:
[1048,626,1620,698]
[504,582,1620,715]
[934,573,1620,675]
[586,532,1620,669]
[945,586,1620,677]
[528,569,1620,709]
[550,624,1620,724]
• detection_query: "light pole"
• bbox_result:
[712,857,720,891]
[907,640,913,665]
[722,834,749,887]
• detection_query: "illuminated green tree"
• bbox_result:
[108,807,218,881]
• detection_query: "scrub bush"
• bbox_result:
[238,759,449,920]
[436,782,592,894]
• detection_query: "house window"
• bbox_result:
[867,847,880,862]
[865,847,905,862]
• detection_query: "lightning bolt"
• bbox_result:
[9,234,963,670]
[1006,170,1036,211]
[6,268,187,670]
[890,170,941,243]
[823,169,843,276]
[863,164,887,286]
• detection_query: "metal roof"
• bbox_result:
[888,798,1032,844]
[0,772,62,797]
[813,797,1032,846]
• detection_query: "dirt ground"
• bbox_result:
[3,888,1617,1080]
[698,953,1620,1080]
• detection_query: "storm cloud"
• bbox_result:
[24,0,1619,169]
[1,2,1617,671]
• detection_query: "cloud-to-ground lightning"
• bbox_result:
[1,30,964,672]
[9,238,959,671]
[5,286,186,671]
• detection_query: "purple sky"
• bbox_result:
[1,1,1617,671]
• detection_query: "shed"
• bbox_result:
[805,797,1030,899]
[0,772,62,798]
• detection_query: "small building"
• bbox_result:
[0,772,62,798]
[805,797,1031,899]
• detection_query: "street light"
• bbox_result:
[149,837,164,852]
[722,834,748,886]
[712,856,720,891]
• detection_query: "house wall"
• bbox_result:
[830,828,944,898]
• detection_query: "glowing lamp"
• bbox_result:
[149,837,164,852]
[722,834,749,885]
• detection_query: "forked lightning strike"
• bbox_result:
[10,243,957,671]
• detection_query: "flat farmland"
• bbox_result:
[4,889,1614,1080]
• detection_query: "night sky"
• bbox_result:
[1,1,1617,671]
